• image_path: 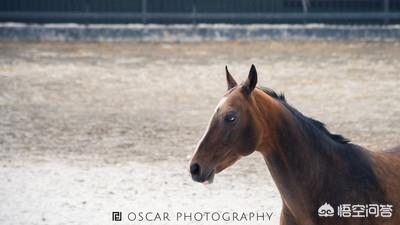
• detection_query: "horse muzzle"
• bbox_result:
[189,162,215,184]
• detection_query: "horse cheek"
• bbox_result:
[238,123,257,156]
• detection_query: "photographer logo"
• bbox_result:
[112,212,122,221]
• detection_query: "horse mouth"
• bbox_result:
[203,169,215,184]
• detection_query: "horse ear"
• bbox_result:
[242,64,258,95]
[225,65,237,90]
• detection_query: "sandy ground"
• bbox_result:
[0,41,399,225]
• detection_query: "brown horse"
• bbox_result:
[189,65,400,225]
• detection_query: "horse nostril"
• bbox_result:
[190,163,201,176]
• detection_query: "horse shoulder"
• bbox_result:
[369,149,400,184]
[368,149,400,224]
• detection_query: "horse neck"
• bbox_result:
[252,89,335,173]
[252,90,347,213]
[252,90,385,221]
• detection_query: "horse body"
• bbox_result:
[190,65,400,225]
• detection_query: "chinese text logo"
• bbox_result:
[318,203,393,218]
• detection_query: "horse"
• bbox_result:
[189,65,400,225]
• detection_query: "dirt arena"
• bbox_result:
[0,41,399,225]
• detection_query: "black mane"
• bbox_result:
[260,87,350,145]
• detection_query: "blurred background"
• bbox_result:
[0,1,400,225]
[0,0,400,24]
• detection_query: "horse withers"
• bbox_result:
[189,65,400,225]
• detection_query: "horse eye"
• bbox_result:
[224,113,237,123]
